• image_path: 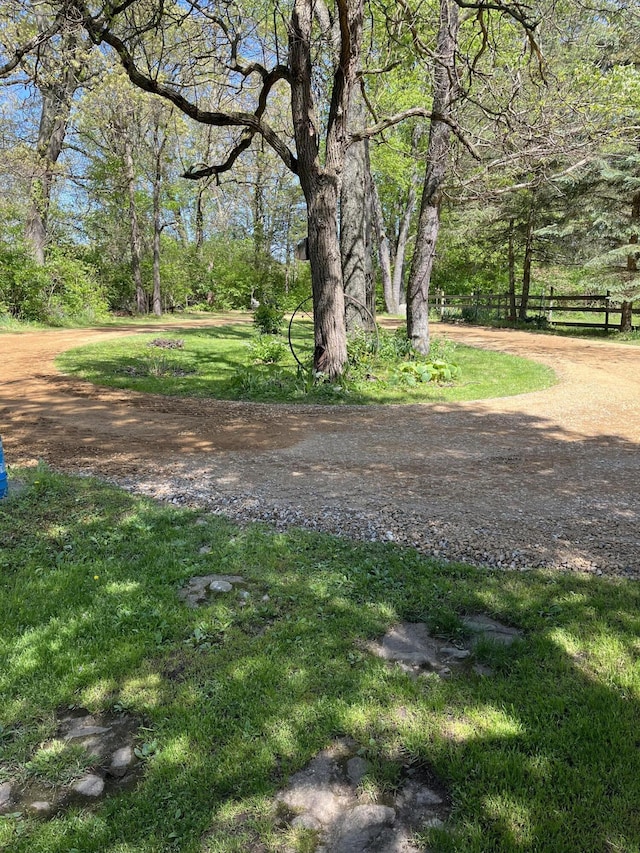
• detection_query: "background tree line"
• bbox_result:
[0,0,639,364]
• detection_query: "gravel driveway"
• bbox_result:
[1,321,638,577]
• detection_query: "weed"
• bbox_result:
[247,334,288,365]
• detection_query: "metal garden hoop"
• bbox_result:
[287,295,379,369]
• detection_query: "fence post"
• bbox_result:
[548,286,554,325]
[605,290,610,333]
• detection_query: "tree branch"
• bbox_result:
[0,6,69,77]
[81,10,298,174]
[353,107,481,160]
[183,129,255,181]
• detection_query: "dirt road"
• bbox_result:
[1,321,638,576]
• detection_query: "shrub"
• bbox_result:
[253,302,284,335]
[1,247,107,324]
[248,334,288,364]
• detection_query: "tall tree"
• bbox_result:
[62,0,444,376]
[406,0,460,354]
[341,87,375,331]
[23,6,91,263]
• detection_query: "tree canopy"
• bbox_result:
[1,0,639,348]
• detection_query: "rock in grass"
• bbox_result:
[330,804,396,852]
[72,774,105,797]
[27,800,53,814]
[0,782,12,812]
[108,746,135,778]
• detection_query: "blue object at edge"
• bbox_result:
[0,435,7,498]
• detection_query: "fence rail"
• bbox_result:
[428,288,639,332]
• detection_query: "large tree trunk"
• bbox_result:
[289,0,363,379]
[121,133,146,313]
[406,0,459,354]
[341,88,374,331]
[308,175,347,375]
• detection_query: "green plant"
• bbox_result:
[346,327,379,366]
[247,334,288,364]
[519,314,550,330]
[390,358,460,387]
[253,302,284,335]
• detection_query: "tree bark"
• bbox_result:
[620,300,633,332]
[406,0,459,354]
[289,0,363,379]
[341,87,373,331]
[370,176,395,312]
[622,190,640,332]
[195,186,205,252]
[364,159,375,322]
[121,132,146,313]
[393,178,418,311]
[307,175,348,375]
[152,125,165,317]
[519,200,535,321]
[508,217,517,322]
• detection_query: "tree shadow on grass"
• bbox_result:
[0,471,639,852]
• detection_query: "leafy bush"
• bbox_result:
[389,358,460,386]
[253,302,284,335]
[248,334,288,364]
[0,245,108,324]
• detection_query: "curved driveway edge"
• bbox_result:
[1,323,638,577]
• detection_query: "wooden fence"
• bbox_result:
[429,288,639,332]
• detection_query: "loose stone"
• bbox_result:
[346,756,369,786]
[72,773,105,797]
[209,580,233,593]
[292,813,322,831]
[0,782,12,812]
[27,801,53,814]
[108,746,134,778]
[65,724,111,740]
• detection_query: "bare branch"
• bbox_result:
[82,13,298,174]
[183,129,255,181]
[353,107,481,159]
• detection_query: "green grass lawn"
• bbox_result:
[55,323,555,405]
[1,469,639,852]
